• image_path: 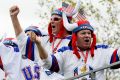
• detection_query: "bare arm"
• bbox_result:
[9,5,23,37]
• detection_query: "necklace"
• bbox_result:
[79,50,89,73]
[52,38,63,53]
[80,50,89,63]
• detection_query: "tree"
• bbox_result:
[37,0,120,48]
[37,0,120,79]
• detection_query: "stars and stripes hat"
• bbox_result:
[72,21,94,33]
[63,12,96,59]
[51,8,72,22]
[48,8,72,43]
[51,8,62,17]
[48,0,80,43]
[72,21,96,59]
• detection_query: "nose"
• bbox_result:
[50,20,54,24]
[85,33,91,37]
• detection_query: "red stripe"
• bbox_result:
[0,57,4,70]
[67,6,74,13]
[28,40,32,59]
[75,13,86,21]
[113,49,118,62]
[63,5,74,14]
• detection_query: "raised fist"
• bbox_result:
[28,31,40,44]
[9,5,20,16]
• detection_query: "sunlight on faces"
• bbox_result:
[50,14,63,35]
[76,30,92,50]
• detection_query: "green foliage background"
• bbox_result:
[37,0,120,79]
[37,0,120,48]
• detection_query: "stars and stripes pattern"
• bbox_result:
[75,11,86,21]
[62,2,74,15]
[62,2,86,21]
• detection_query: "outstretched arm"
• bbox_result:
[9,5,23,37]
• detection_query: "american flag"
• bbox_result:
[62,2,86,21]
[75,10,86,21]
[62,2,74,14]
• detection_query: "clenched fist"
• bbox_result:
[9,5,19,16]
[29,31,40,44]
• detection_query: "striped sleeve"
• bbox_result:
[110,49,119,64]
[49,55,60,72]
[40,51,64,73]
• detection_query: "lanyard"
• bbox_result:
[80,50,89,63]
[52,38,63,53]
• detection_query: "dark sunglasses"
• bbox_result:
[51,17,61,21]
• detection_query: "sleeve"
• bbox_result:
[0,69,5,80]
[40,52,64,73]
[110,48,120,64]
[116,47,120,60]
[0,43,21,79]
[41,69,65,80]
[39,36,49,47]
[40,54,53,69]
[17,31,28,56]
[105,47,120,65]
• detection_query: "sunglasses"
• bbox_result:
[51,17,61,21]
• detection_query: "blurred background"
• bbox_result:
[0,0,120,79]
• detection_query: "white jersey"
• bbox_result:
[41,44,120,80]
[17,31,71,61]
[13,56,64,80]
[0,68,5,80]
[0,42,21,80]
[40,35,71,54]
[0,55,5,79]
[15,31,70,80]
[0,40,65,80]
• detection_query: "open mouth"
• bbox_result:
[52,25,55,28]
[84,39,90,42]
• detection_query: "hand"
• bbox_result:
[29,31,40,44]
[9,5,19,16]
